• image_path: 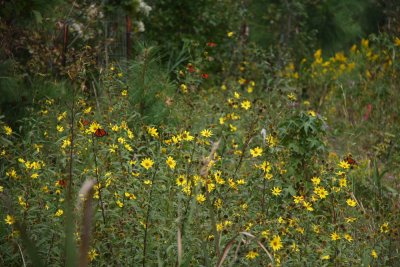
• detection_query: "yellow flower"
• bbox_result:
[395,37,400,47]
[6,168,18,179]
[200,129,213,138]
[140,158,154,170]
[17,196,27,209]
[111,124,120,132]
[87,122,101,134]
[338,160,350,169]
[371,249,378,259]
[303,201,314,211]
[293,195,304,204]
[5,215,15,225]
[314,49,322,59]
[166,156,176,169]
[147,127,159,138]
[330,231,340,241]
[237,179,245,185]
[321,255,330,260]
[344,233,353,242]
[245,251,259,260]
[127,129,134,139]
[108,144,118,153]
[345,217,357,223]
[346,198,357,207]
[116,200,124,208]
[287,92,297,101]
[361,38,369,48]
[61,139,71,149]
[83,106,92,114]
[266,134,277,147]
[380,222,390,233]
[250,146,263,157]
[56,125,64,132]
[311,176,320,185]
[271,187,282,196]
[216,222,224,232]
[31,173,39,179]
[181,131,194,141]
[180,84,188,93]
[88,249,99,261]
[196,194,206,204]
[227,31,235,37]
[339,178,347,187]
[3,125,13,136]
[176,175,187,186]
[240,100,251,110]
[124,192,136,200]
[270,235,283,251]
[229,124,236,132]
[314,186,329,199]
[55,209,64,217]
[121,90,128,96]
[308,110,316,117]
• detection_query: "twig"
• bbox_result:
[17,242,27,267]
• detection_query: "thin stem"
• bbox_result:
[17,242,27,267]
[142,166,159,267]
[233,117,259,179]
[91,136,107,225]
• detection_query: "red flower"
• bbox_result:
[187,64,195,73]
[202,73,209,79]
[207,42,217,47]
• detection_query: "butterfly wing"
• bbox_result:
[95,128,107,137]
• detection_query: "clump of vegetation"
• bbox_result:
[1,1,399,266]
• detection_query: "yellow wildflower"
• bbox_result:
[346,198,357,207]
[240,100,251,110]
[270,235,283,251]
[250,146,263,157]
[166,156,176,169]
[88,249,98,261]
[330,231,340,241]
[196,194,206,204]
[200,129,213,138]
[55,209,64,217]
[5,215,15,225]
[140,158,154,170]
[245,251,259,260]
[4,126,13,135]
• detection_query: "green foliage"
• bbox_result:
[1,1,400,266]
[249,0,384,57]
[144,0,242,57]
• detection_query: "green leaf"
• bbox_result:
[32,10,43,24]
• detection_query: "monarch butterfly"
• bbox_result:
[344,154,357,167]
[94,128,108,137]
